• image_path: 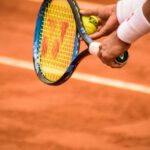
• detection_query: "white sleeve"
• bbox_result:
[117,0,147,24]
[117,6,150,44]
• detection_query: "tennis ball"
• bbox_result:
[82,16,102,35]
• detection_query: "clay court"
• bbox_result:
[0,0,150,150]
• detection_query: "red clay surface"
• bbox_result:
[0,0,150,150]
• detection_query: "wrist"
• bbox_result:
[116,32,130,47]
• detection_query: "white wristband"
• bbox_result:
[89,42,102,55]
[117,0,146,24]
[117,6,150,44]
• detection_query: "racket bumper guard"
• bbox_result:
[89,42,101,55]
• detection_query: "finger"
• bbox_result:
[103,59,127,68]
[97,51,127,68]
[90,31,104,40]
[79,3,112,19]
[92,16,119,39]
[111,64,126,68]
[89,17,118,40]
[80,9,98,16]
[78,2,100,11]
[111,61,127,68]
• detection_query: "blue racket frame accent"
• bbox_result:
[33,0,52,84]
[33,0,47,74]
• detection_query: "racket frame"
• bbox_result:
[33,0,92,85]
[33,0,128,85]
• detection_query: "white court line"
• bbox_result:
[0,56,150,95]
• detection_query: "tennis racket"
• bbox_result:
[33,0,128,85]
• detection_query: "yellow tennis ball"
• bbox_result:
[82,16,102,35]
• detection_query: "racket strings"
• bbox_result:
[39,0,76,82]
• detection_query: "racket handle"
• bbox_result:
[115,51,128,64]
[89,42,128,64]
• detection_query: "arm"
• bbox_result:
[79,0,150,68]
[99,0,150,68]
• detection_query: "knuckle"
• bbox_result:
[102,52,110,60]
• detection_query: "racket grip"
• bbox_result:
[89,42,101,55]
[89,42,128,63]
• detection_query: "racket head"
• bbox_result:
[33,0,81,85]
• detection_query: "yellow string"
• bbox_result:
[39,0,76,82]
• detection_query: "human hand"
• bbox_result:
[79,3,119,39]
[98,31,130,68]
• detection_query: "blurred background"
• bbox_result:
[0,0,150,150]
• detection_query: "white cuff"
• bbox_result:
[117,6,150,44]
[117,0,146,24]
